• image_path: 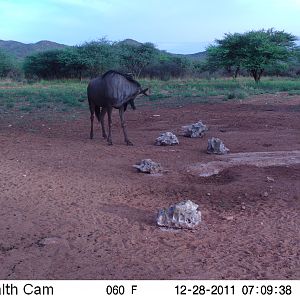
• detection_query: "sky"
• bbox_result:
[0,0,300,54]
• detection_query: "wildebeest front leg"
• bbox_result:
[90,113,94,139]
[119,106,133,146]
[99,107,107,139]
[107,106,113,145]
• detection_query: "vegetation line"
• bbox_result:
[1,77,300,113]
[0,29,299,83]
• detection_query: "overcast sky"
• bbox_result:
[0,0,299,54]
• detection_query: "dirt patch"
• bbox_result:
[188,150,300,177]
[0,93,299,279]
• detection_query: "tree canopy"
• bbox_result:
[22,39,194,80]
[0,49,15,78]
[206,29,297,82]
[2,31,299,81]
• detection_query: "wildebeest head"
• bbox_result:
[124,99,136,111]
[130,86,149,99]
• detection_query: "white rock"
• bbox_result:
[157,200,201,229]
[182,121,208,138]
[133,159,163,174]
[155,132,179,146]
[207,137,230,155]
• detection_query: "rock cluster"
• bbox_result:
[207,137,230,155]
[182,121,208,138]
[157,200,201,229]
[155,132,179,146]
[133,159,163,174]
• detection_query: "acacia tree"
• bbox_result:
[206,29,297,82]
[23,50,64,79]
[58,47,90,80]
[23,39,118,80]
[117,42,159,77]
[0,49,15,78]
[77,38,118,77]
[143,51,193,79]
[206,33,245,78]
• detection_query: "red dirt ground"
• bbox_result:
[0,93,299,279]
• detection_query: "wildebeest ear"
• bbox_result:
[140,88,150,96]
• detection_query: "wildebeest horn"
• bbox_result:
[141,88,149,96]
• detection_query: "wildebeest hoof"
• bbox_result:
[107,140,113,145]
[126,140,133,146]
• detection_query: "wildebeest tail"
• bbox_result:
[95,106,100,122]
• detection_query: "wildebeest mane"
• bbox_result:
[101,70,141,87]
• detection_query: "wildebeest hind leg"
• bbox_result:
[89,104,95,139]
[99,107,107,139]
[107,106,113,145]
[119,106,133,146]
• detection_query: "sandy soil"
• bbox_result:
[0,93,299,279]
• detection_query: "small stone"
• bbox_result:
[207,137,229,155]
[266,176,275,182]
[206,192,211,196]
[223,216,234,221]
[37,237,70,250]
[133,159,163,174]
[241,203,246,210]
[155,132,179,146]
[263,192,269,197]
[157,200,201,229]
[182,121,208,138]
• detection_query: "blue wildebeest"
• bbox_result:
[87,70,149,145]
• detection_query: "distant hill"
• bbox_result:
[118,38,207,61]
[117,38,142,47]
[0,40,68,59]
[121,38,207,60]
[0,38,206,61]
[184,51,207,61]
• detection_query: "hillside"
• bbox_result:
[117,38,142,47]
[0,40,68,59]
[185,51,207,61]
[0,38,207,61]
[119,38,207,61]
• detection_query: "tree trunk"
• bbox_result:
[258,68,264,81]
[251,69,259,83]
[234,66,240,78]
[251,68,264,83]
